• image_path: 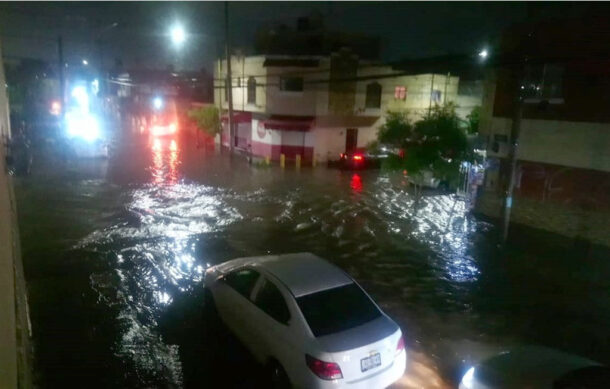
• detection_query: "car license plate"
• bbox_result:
[360,353,381,372]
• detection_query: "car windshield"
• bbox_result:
[296,283,381,337]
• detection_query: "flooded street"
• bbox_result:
[15,123,610,388]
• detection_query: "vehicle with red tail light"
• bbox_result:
[339,148,389,170]
[204,253,407,388]
[149,96,179,137]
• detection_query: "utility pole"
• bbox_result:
[501,66,524,244]
[443,72,450,105]
[428,73,435,115]
[57,36,65,122]
[224,1,235,153]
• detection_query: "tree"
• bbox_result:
[377,111,412,147]
[187,105,221,137]
[378,103,472,188]
[466,105,480,134]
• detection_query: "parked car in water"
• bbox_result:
[459,346,610,389]
[406,169,441,189]
[203,253,406,388]
[339,148,391,170]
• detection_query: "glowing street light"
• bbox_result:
[478,49,488,59]
[82,59,89,65]
[170,24,186,46]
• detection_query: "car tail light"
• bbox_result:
[396,335,405,355]
[306,354,343,380]
[340,153,345,159]
[353,154,364,161]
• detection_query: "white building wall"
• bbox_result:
[265,68,321,116]
[215,56,267,113]
[0,42,10,140]
[311,124,380,162]
[488,117,610,173]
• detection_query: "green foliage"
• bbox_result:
[377,111,412,147]
[187,106,221,136]
[466,106,480,134]
[379,103,472,185]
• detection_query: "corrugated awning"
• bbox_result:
[262,116,313,131]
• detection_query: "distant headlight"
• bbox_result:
[153,97,163,110]
[460,367,475,389]
[66,112,101,142]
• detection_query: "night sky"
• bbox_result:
[0,2,599,71]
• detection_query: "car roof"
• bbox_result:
[223,253,354,297]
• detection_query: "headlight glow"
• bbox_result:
[153,97,163,110]
[460,367,475,389]
[71,86,89,111]
[66,112,101,142]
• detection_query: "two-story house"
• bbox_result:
[214,49,460,164]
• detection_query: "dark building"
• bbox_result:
[476,16,610,247]
[254,11,381,60]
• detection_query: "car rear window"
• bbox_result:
[296,283,381,337]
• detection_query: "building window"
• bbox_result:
[279,76,304,92]
[247,76,256,104]
[365,82,382,108]
[431,89,442,104]
[394,86,406,100]
[523,64,564,99]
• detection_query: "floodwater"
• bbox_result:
[15,121,610,388]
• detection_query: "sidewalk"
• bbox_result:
[0,143,32,388]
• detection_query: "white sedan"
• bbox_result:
[204,253,406,388]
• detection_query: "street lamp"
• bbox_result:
[170,24,186,46]
[82,59,89,65]
[478,49,488,59]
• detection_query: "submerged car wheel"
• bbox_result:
[268,360,290,389]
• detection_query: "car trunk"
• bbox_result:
[316,315,400,382]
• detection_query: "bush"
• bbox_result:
[187,106,221,136]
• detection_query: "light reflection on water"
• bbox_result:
[151,137,180,185]
[19,133,610,388]
[64,138,490,387]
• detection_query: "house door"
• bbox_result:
[346,128,358,152]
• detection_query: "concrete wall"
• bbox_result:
[383,74,459,122]
[215,57,464,122]
[265,67,320,116]
[311,125,379,162]
[487,117,610,173]
[0,41,32,388]
[215,56,327,117]
[455,94,481,121]
[0,42,10,141]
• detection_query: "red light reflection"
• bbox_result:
[350,174,363,193]
[150,138,180,185]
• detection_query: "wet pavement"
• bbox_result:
[15,119,610,388]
